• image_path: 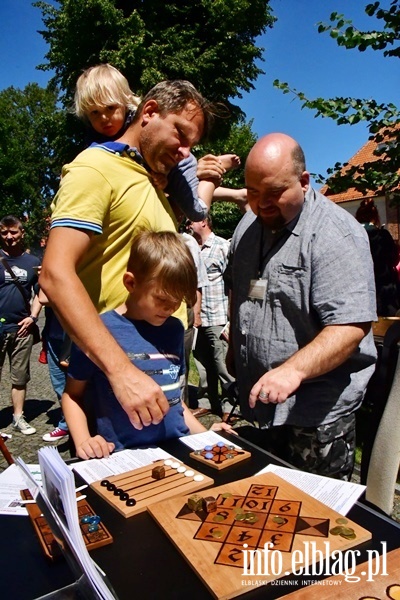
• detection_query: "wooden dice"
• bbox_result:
[152,465,165,480]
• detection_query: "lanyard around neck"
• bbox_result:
[257,227,290,277]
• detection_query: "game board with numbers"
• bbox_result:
[148,473,371,600]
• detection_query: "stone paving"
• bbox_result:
[1,314,399,522]
[0,317,71,470]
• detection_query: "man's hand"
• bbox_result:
[17,316,36,337]
[248,324,370,408]
[249,363,303,408]
[210,422,238,435]
[76,435,115,460]
[107,363,170,430]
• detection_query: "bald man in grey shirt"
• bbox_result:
[225,133,377,480]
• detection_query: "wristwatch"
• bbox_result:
[30,315,38,323]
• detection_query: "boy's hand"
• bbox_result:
[76,435,115,460]
[210,422,238,435]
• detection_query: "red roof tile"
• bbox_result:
[320,127,398,203]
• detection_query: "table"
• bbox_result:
[2,433,400,600]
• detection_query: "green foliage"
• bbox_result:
[0,1,271,245]
[197,117,257,239]
[35,0,274,110]
[274,1,400,202]
[30,1,268,236]
[210,202,243,240]
[0,83,63,250]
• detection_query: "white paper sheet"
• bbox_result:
[179,431,242,451]
[257,464,366,515]
[72,447,174,484]
[0,463,43,516]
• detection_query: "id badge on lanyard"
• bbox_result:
[248,278,267,300]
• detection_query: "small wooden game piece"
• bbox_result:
[184,470,194,477]
[152,465,166,480]
[187,494,203,512]
[126,498,137,507]
[177,466,186,473]
[203,496,217,513]
[193,474,204,482]
[100,479,109,487]
[164,459,173,466]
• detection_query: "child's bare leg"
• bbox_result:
[218,154,241,171]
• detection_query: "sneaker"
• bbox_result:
[38,348,48,364]
[13,414,36,435]
[42,427,69,442]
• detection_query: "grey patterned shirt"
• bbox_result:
[225,186,377,427]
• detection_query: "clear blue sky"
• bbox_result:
[0,0,398,186]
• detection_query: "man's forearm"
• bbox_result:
[40,265,131,377]
[285,323,370,381]
[249,323,371,406]
[40,226,169,429]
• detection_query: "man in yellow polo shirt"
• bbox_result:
[40,80,213,432]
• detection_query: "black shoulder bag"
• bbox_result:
[0,255,41,344]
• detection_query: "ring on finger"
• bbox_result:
[258,389,269,400]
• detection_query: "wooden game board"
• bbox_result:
[21,489,113,561]
[91,459,214,518]
[285,547,400,599]
[190,442,251,470]
[148,472,371,600]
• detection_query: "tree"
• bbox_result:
[36,0,274,107]
[201,117,258,238]
[34,0,274,164]
[274,1,400,201]
[30,0,274,238]
[0,83,63,251]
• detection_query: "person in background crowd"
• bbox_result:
[190,215,234,419]
[355,198,400,316]
[0,215,41,435]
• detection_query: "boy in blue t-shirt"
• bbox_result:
[62,230,234,460]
